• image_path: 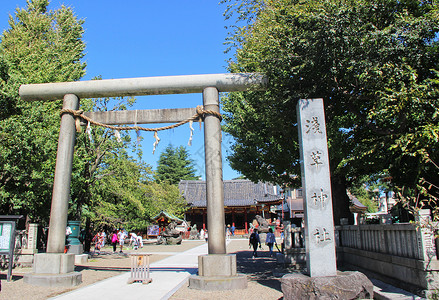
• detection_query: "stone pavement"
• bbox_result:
[50,241,209,300]
[44,238,424,300]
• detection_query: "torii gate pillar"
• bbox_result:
[187,87,247,290]
[203,87,226,254]
[24,94,82,286]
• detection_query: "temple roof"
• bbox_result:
[179,179,282,208]
[347,191,368,213]
[152,210,185,223]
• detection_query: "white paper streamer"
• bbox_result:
[114,129,122,143]
[86,121,92,141]
[188,120,194,146]
[134,110,141,144]
[152,131,160,154]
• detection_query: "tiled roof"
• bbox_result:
[347,190,367,212]
[179,179,282,208]
[152,210,185,222]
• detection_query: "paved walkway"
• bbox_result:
[50,242,210,300]
[48,238,424,300]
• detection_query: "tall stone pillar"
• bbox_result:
[203,87,226,254]
[188,87,246,290]
[24,94,82,287]
[281,99,373,299]
[297,98,337,277]
[47,94,79,253]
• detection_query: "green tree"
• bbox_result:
[0,0,86,223]
[91,153,187,231]
[71,94,187,231]
[155,144,198,185]
[221,0,439,224]
[69,92,138,221]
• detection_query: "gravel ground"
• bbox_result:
[0,239,286,300]
[171,239,285,300]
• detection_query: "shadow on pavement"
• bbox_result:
[234,249,287,293]
[75,265,130,272]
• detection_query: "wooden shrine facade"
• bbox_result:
[179,179,283,234]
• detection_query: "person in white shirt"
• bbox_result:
[266,228,276,257]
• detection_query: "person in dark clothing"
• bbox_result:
[249,229,261,258]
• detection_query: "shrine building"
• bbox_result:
[179,179,283,234]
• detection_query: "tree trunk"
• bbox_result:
[331,175,354,225]
[84,216,91,252]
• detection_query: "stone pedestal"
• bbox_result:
[75,254,88,265]
[17,250,37,267]
[23,253,82,287]
[189,254,247,290]
[67,244,83,255]
[281,271,373,300]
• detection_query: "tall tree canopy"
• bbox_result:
[222,0,439,223]
[0,0,86,223]
[155,144,199,185]
[0,0,187,231]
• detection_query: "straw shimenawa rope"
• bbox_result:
[60,105,222,133]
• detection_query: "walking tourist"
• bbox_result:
[137,232,144,248]
[117,229,127,253]
[92,232,103,254]
[249,229,261,258]
[111,230,118,253]
[130,232,140,250]
[266,228,276,257]
[101,231,107,247]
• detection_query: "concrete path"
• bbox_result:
[48,238,424,300]
[50,242,209,300]
[371,278,425,300]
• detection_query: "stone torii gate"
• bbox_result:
[19,73,266,288]
[19,73,367,297]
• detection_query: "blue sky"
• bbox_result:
[0,0,242,180]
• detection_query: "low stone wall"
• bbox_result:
[283,222,439,296]
[337,246,439,296]
[336,223,439,296]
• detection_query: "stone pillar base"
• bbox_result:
[24,272,82,287]
[24,253,82,287]
[188,254,247,291]
[67,244,83,255]
[21,248,38,255]
[75,254,88,265]
[281,271,373,300]
[189,274,247,290]
[17,253,35,267]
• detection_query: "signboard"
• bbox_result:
[0,220,17,281]
[147,225,160,237]
[0,222,13,252]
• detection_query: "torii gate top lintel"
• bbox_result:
[19,73,267,101]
